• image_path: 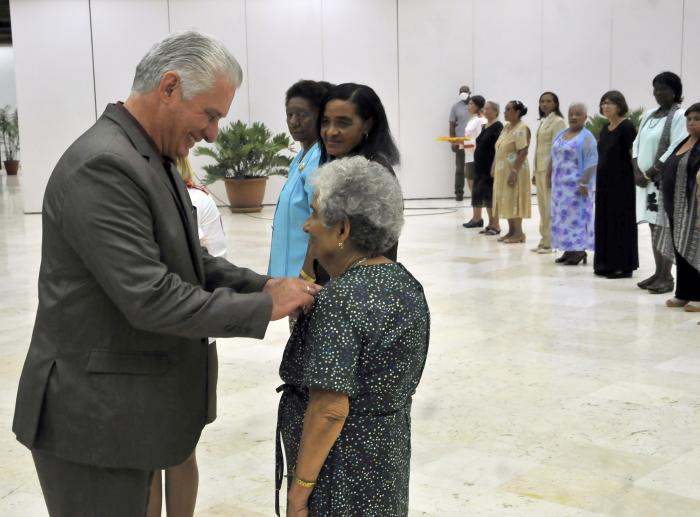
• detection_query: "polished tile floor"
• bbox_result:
[1,173,699,516]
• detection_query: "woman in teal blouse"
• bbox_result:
[269,80,331,278]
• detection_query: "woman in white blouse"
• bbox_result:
[462,95,488,228]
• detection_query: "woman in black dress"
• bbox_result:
[594,90,639,278]
[473,100,504,234]
[276,156,430,516]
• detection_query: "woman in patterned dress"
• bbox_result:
[633,71,687,294]
[275,156,430,517]
[492,100,532,243]
[549,103,598,265]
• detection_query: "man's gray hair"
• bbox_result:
[310,156,404,256]
[132,30,243,99]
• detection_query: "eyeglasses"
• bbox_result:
[600,101,615,106]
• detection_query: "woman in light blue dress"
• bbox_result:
[550,103,598,265]
[269,80,330,278]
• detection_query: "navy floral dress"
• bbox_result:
[275,263,430,517]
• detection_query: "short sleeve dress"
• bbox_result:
[493,121,532,218]
[276,263,430,517]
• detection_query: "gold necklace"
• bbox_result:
[346,256,368,271]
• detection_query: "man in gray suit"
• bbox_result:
[13,31,318,516]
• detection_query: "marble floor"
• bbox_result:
[1,172,699,516]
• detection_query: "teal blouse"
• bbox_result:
[268,142,321,277]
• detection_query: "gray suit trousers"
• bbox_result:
[32,450,153,517]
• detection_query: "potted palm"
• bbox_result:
[0,106,20,175]
[195,120,292,213]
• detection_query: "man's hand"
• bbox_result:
[450,143,458,152]
[264,278,321,321]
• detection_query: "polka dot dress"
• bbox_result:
[277,263,430,516]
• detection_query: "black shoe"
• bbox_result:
[455,195,464,201]
[606,270,632,279]
[555,251,572,264]
[462,219,484,228]
[564,251,587,266]
[637,275,657,289]
[647,279,674,294]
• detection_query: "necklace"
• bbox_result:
[298,150,308,172]
[346,256,368,272]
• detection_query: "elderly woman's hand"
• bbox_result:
[286,493,309,517]
[577,184,589,197]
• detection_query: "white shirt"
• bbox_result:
[187,186,227,258]
[464,114,486,163]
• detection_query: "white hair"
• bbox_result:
[486,100,500,114]
[131,30,242,99]
[310,156,404,256]
[569,102,588,115]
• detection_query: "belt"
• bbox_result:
[275,383,306,516]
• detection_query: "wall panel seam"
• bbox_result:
[88,0,98,121]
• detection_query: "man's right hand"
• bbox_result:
[264,278,321,321]
[450,143,458,152]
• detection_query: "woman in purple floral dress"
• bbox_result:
[549,103,599,265]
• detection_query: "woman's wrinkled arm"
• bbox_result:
[286,388,349,514]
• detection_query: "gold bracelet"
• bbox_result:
[293,476,316,488]
[299,269,316,283]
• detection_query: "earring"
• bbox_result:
[338,242,344,249]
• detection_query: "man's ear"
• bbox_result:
[159,71,180,102]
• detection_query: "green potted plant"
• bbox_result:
[0,105,20,175]
[586,107,645,140]
[195,120,292,213]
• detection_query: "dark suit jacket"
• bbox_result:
[13,104,272,470]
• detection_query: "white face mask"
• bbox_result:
[459,92,469,101]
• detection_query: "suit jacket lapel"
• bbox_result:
[102,105,205,284]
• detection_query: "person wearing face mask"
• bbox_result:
[633,71,687,294]
[269,80,331,281]
[532,92,566,253]
[549,103,598,266]
[449,85,472,201]
[312,82,401,285]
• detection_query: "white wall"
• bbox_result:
[10,0,700,213]
[0,46,16,110]
[10,0,95,209]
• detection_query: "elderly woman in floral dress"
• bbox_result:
[549,103,598,265]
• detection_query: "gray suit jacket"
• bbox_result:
[13,104,272,470]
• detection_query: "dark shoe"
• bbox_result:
[606,270,632,279]
[455,195,464,201]
[564,251,588,266]
[647,279,674,294]
[462,219,484,228]
[637,275,657,289]
[555,251,572,264]
[594,269,610,276]
[484,227,501,235]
